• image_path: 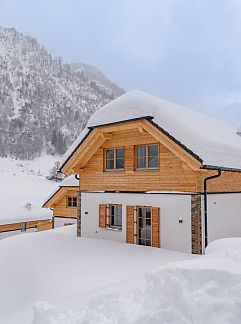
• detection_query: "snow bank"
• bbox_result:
[32,267,241,324]
[31,237,241,324]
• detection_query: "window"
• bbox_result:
[99,204,122,230]
[138,207,152,246]
[105,148,124,170]
[136,144,158,169]
[67,197,77,207]
[109,204,122,229]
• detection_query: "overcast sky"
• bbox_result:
[1,0,241,124]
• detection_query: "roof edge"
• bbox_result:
[202,165,241,173]
[59,128,93,172]
[42,187,62,208]
[88,116,154,129]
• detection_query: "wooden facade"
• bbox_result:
[43,186,78,220]
[62,119,241,194]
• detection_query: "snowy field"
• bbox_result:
[0,225,195,323]
[0,156,59,227]
[1,226,241,324]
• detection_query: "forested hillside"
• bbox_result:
[0,27,123,159]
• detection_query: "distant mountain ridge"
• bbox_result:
[0,26,123,159]
[70,63,124,97]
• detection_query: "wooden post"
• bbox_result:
[77,191,81,237]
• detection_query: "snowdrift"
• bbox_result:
[32,237,241,324]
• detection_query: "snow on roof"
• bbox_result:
[43,175,79,207]
[61,90,241,170]
[59,174,79,187]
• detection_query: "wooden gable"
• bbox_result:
[77,120,200,192]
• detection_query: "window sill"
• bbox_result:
[135,168,159,171]
[104,169,125,172]
[106,227,122,232]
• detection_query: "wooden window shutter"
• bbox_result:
[126,206,135,244]
[151,207,160,248]
[99,204,106,228]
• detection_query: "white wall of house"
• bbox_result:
[81,192,192,253]
[54,217,77,228]
[207,193,241,244]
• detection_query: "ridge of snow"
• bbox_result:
[61,90,241,170]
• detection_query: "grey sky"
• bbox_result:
[1,0,241,124]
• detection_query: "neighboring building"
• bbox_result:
[43,175,79,228]
[58,90,241,254]
[0,201,52,240]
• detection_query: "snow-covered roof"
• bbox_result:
[59,174,79,187]
[61,90,241,170]
[43,175,79,207]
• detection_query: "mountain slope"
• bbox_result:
[0,27,122,159]
[70,62,124,97]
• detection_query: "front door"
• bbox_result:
[138,207,151,246]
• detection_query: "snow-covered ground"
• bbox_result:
[0,155,58,226]
[0,225,195,323]
[1,226,241,324]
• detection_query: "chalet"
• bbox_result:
[43,175,78,227]
[57,90,241,254]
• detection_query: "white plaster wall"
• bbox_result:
[81,192,192,253]
[54,217,77,228]
[207,193,241,243]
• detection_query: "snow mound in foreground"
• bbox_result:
[32,267,241,324]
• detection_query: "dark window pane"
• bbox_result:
[146,240,151,246]
[117,216,122,226]
[116,158,124,169]
[139,238,145,245]
[146,218,151,226]
[146,229,151,239]
[138,217,144,229]
[106,149,114,159]
[136,146,146,169]
[73,198,77,207]
[148,144,158,156]
[137,157,146,169]
[149,156,158,168]
[137,146,146,157]
[146,208,151,219]
[106,159,114,169]
[148,144,158,168]
[116,148,124,159]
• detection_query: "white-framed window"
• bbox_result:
[109,204,122,229]
[136,144,159,169]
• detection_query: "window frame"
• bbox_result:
[107,204,122,230]
[104,147,125,171]
[135,143,159,170]
[67,196,77,208]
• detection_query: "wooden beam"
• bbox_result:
[141,119,202,170]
